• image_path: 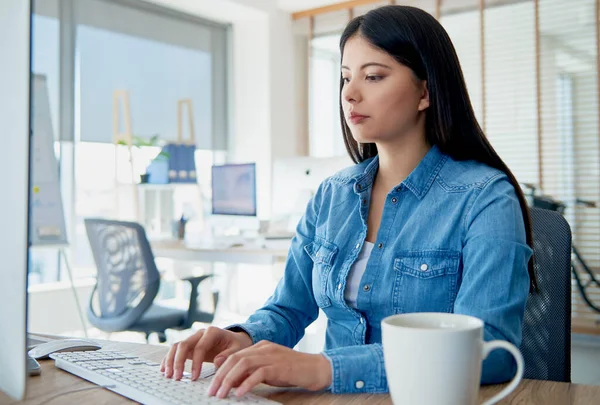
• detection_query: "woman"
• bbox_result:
[161,5,534,398]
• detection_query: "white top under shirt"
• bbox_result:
[344,241,375,309]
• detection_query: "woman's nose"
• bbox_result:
[342,80,360,104]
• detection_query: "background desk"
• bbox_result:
[151,239,290,266]
[152,239,291,321]
[2,337,600,404]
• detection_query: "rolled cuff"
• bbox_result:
[322,344,388,394]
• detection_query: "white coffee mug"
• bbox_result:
[381,312,524,405]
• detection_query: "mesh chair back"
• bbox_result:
[84,218,160,331]
[521,207,572,382]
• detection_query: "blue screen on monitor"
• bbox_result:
[211,163,257,216]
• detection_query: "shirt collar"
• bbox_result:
[352,145,448,199]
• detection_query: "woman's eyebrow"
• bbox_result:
[341,62,393,70]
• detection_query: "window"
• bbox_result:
[70,0,229,273]
[310,35,345,157]
[29,0,230,283]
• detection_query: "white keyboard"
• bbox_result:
[50,350,281,405]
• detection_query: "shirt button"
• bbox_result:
[377,243,384,249]
[363,284,371,292]
[355,243,360,249]
[395,187,401,192]
[420,263,429,271]
[391,197,398,204]
[355,380,365,389]
[337,283,343,290]
[357,184,362,191]
[362,198,367,205]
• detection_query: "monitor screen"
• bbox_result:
[211,163,257,216]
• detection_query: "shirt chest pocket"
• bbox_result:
[304,239,338,309]
[392,250,460,314]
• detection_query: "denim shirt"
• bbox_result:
[228,145,532,394]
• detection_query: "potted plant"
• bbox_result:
[117,134,170,183]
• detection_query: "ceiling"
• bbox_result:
[146,0,595,69]
[277,0,341,12]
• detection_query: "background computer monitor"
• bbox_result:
[211,163,257,217]
[209,163,258,236]
[271,155,352,227]
[0,0,32,400]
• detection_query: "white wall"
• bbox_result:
[227,7,302,219]
[228,16,272,218]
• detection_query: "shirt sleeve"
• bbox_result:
[454,173,533,384]
[322,343,388,394]
[225,181,327,348]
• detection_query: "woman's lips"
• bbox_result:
[348,114,369,124]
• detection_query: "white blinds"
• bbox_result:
[75,0,229,148]
[538,0,600,329]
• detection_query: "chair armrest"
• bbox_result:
[183,274,217,327]
[182,275,213,284]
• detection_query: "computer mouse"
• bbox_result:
[28,338,102,360]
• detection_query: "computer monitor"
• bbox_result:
[271,155,352,219]
[0,0,32,400]
[209,163,258,236]
[211,163,257,217]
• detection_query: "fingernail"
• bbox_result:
[217,387,227,398]
[207,383,216,396]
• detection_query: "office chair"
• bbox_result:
[521,207,572,382]
[84,218,218,343]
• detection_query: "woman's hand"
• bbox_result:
[206,340,332,399]
[160,326,253,381]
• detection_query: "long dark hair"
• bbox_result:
[339,5,537,292]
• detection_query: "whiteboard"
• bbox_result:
[29,74,67,246]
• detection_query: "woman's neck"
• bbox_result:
[375,136,431,193]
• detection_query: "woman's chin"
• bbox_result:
[353,135,378,144]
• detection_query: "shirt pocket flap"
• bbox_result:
[394,250,460,279]
[304,238,338,266]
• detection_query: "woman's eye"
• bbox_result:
[366,75,382,81]
[342,77,350,83]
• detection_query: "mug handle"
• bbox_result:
[480,340,524,405]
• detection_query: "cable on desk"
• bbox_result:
[35,384,117,405]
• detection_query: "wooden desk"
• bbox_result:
[2,338,599,404]
[152,239,289,266]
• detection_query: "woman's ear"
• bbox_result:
[418,81,430,111]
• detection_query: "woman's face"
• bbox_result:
[341,35,429,145]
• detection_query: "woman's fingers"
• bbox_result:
[166,330,204,380]
[208,349,253,397]
[172,339,195,380]
[234,367,270,398]
[213,347,238,368]
[211,355,261,398]
[162,342,180,378]
[190,328,220,380]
